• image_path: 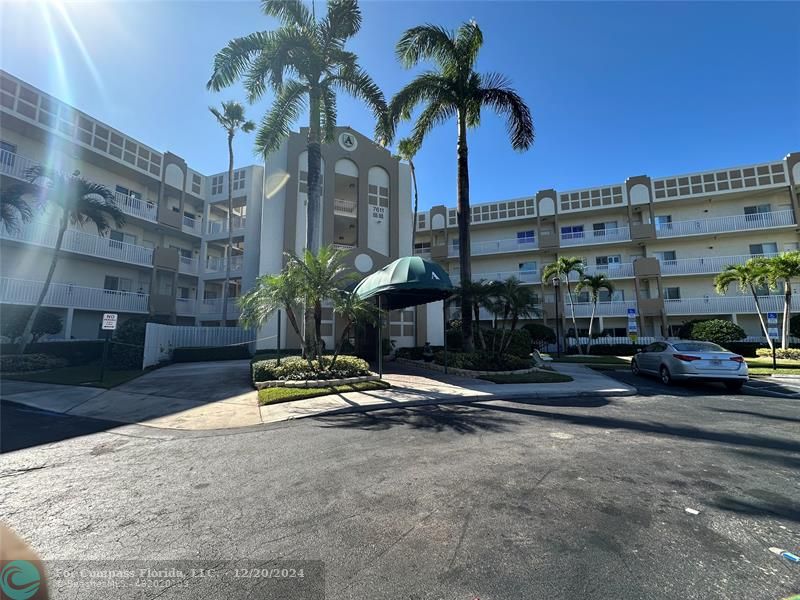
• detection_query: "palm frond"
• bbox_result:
[387,72,454,135]
[319,83,338,144]
[479,72,534,150]
[409,101,456,149]
[396,24,458,69]
[254,79,308,156]
[325,64,386,138]
[207,31,271,91]
[319,0,361,47]
[454,19,483,71]
[0,185,35,233]
[261,0,313,29]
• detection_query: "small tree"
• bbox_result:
[690,319,746,346]
[764,251,800,349]
[329,290,377,369]
[0,306,62,343]
[522,323,556,351]
[715,259,772,349]
[397,138,420,250]
[542,257,585,354]
[487,277,538,355]
[575,273,614,354]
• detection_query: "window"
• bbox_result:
[211,175,224,195]
[0,140,16,167]
[177,286,191,300]
[110,230,136,246]
[595,255,621,269]
[654,215,672,230]
[104,275,132,292]
[232,170,246,191]
[450,238,460,251]
[593,221,617,236]
[744,204,771,220]
[518,261,537,276]
[561,225,584,240]
[413,242,431,254]
[750,243,778,256]
[171,245,193,259]
[664,287,681,300]
[115,185,141,200]
[516,230,535,245]
[368,183,390,208]
[191,174,202,195]
[654,250,677,263]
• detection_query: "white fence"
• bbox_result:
[142,323,255,368]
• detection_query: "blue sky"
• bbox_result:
[1,1,798,210]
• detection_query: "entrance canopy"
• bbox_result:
[354,256,454,310]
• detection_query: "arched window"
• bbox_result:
[368,166,390,208]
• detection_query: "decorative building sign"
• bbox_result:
[338,132,358,151]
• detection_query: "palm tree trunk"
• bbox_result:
[18,211,68,353]
[314,300,323,361]
[750,285,773,350]
[565,278,583,355]
[474,304,486,350]
[782,286,791,350]
[586,300,597,354]
[456,113,474,352]
[329,322,351,371]
[221,131,234,325]
[304,89,323,359]
[410,159,419,251]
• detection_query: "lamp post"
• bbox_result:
[552,277,561,358]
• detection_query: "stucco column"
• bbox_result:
[64,307,74,339]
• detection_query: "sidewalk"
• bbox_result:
[1,360,636,431]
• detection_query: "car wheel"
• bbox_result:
[660,366,673,386]
[631,359,641,376]
[724,381,745,392]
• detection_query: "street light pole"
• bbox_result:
[552,277,561,358]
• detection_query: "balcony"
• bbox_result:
[0,220,154,267]
[448,237,538,257]
[182,214,203,236]
[664,295,800,315]
[178,255,199,275]
[413,248,432,259]
[560,226,631,247]
[176,298,196,316]
[569,300,637,317]
[206,215,246,236]
[205,254,243,276]
[655,210,795,239]
[0,148,159,223]
[658,253,778,277]
[451,269,540,284]
[583,263,635,278]
[0,277,149,313]
[332,243,355,250]
[334,198,357,216]
[198,297,241,317]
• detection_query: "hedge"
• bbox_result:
[755,347,800,360]
[172,345,252,363]
[251,355,371,383]
[396,346,444,360]
[446,326,532,359]
[690,319,746,345]
[0,353,69,373]
[432,351,531,371]
[0,340,103,365]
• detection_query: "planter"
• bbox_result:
[397,358,540,379]
[255,373,381,390]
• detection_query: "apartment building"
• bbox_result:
[413,152,800,343]
[0,70,412,344]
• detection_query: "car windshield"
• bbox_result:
[672,342,726,352]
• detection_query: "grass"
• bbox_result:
[746,357,800,375]
[258,380,391,405]
[3,361,147,389]
[552,355,631,366]
[478,370,573,384]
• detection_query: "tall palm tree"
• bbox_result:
[209,100,256,324]
[714,259,773,350]
[396,138,420,250]
[542,257,585,355]
[0,192,33,233]
[207,0,386,254]
[575,273,615,354]
[765,251,800,349]
[387,21,534,352]
[7,166,124,353]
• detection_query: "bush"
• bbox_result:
[478,328,532,359]
[721,342,760,358]
[0,307,63,343]
[110,316,171,369]
[0,353,69,372]
[0,340,104,365]
[172,345,251,363]
[432,351,531,371]
[691,319,746,345]
[756,347,800,360]
[396,346,444,360]
[445,328,464,350]
[522,323,556,348]
[677,319,708,340]
[251,355,371,383]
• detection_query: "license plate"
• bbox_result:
[711,359,722,366]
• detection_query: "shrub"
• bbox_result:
[0,353,69,372]
[396,346,444,360]
[432,351,530,372]
[445,328,464,350]
[756,347,800,360]
[110,316,171,369]
[722,342,760,358]
[691,319,746,345]
[522,323,556,348]
[677,319,709,340]
[251,355,371,383]
[0,307,63,343]
[0,340,104,365]
[478,328,532,359]
[172,345,252,363]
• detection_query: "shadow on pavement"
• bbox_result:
[715,408,800,424]
[711,494,800,523]
[726,448,800,471]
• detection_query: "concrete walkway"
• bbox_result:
[1,359,635,431]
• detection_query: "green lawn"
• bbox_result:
[3,361,147,389]
[746,357,800,375]
[258,380,391,405]
[553,355,631,366]
[478,370,573,384]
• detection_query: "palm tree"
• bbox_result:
[454,279,494,350]
[490,277,538,355]
[238,272,304,343]
[575,273,615,354]
[8,166,124,353]
[286,245,358,361]
[207,0,386,254]
[714,259,773,350]
[765,251,800,349]
[387,20,534,352]
[0,191,33,233]
[396,138,420,250]
[209,101,256,324]
[542,257,585,355]
[329,290,376,369]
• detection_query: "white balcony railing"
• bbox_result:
[0,220,154,266]
[206,215,246,236]
[178,255,199,275]
[0,277,149,313]
[658,253,778,276]
[568,300,638,317]
[560,226,631,247]
[205,254,243,275]
[182,214,203,235]
[583,263,635,278]
[451,270,540,284]
[655,210,795,239]
[0,148,159,223]
[198,297,242,316]
[664,295,800,315]
[449,237,538,257]
[334,198,357,216]
[413,248,432,259]
[332,243,355,250]
[175,298,196,316]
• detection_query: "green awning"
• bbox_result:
[354,256,454,310]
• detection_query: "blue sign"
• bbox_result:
[767,312,778,321]
[627,308,637,317]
